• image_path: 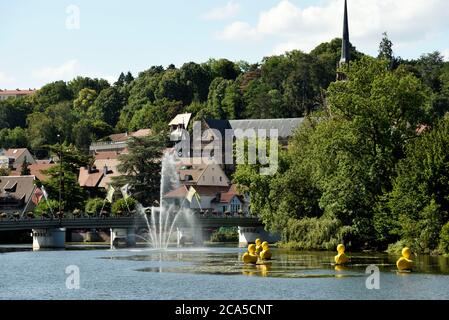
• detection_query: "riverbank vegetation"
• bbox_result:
[235,53,449,255]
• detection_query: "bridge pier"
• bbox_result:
[238,226,280,246]
[110,228,136,249]
[32,228,66,250]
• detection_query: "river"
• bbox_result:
[0,245,448,300]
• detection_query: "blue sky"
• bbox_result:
[1,0,449,89]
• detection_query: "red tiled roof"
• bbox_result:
[10,163,56,182]
[78,168,103,188]
[0,89,36,95]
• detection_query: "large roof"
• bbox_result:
[0,176,36,210]
[2,148,28,159]
[204,118,304,139]
[10,163,56,182]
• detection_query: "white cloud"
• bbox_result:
[203,1,240,21]
[0,72,15,87]
[218,0,449,55]
[217,21,259,40]
[31,59,80,82]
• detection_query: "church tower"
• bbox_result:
[337,0,350,80]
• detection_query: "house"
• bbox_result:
[0,89,36,101]
[89,129,151,154]
[0,148,37,169]
[169,113,192,141]
[0,176,39,215]
[177,159,230,187]
[78,157,121,191]
[163,157,249,215]
[163,184,249,215]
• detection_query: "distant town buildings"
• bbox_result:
[0,89,36,101]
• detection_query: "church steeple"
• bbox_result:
[340,0,350,66]
[337,0,350,80]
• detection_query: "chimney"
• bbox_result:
[103,165,108,175]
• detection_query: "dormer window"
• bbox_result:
[3,181,17,193]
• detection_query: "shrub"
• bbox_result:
[210,227,239,242]
[34,200,59,216]
[85,198,109,216]
[111,197,136,216]
[280,216,345,251]
[439,222,449,255]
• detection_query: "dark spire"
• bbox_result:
[339,0,350,67]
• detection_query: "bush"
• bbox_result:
[210,227,239,242]
[439,222,449,255]
[111,197,136,216]
[279,216,346,251]
[85,198,110,216]
[34,200,59,216]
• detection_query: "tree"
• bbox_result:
[87,87,125,127]
[205,59,241,80]
[112,134,165,206]
[378,32,394,63]
[68,76,110,97]
[20,157,31,175]
[389,116,449,252]
[73,88,98,113]
[41,143,91,212]
[35,81,72,110]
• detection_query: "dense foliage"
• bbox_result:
[235,53,449,253]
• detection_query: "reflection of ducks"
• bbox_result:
[256,263,271,277]
[242,244,258,264]
[335,265,348,272]
[242,266,256,277]
[259,241,272,260]
[335,244,350,265]
[255,239,263,255]
[397,247,413,271]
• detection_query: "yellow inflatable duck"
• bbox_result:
[334,244,350,265]
[242,244,259,264]
[255,239,263,255]
[397,247,413,271]
[259,241,272,260]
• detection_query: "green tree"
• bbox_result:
[389,116,449,252]
[20,156,31,175]
[88,87,125,127]
[112,134,165,206]
[73,88,98,113]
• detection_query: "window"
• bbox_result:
[219,176,222,182]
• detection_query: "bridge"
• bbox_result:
[0,216,262,232]
[0,215,267,249]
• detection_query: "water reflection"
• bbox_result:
[99,248,449,279]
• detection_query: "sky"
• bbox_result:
[1,0,449,89]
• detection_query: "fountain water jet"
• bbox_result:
[136,152,197,249]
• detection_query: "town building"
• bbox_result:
[0,148,37,170]
[89,129,151,154]
[0,89,36,101]
[0,176,40,215]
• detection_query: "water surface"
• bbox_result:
[0,246,448,300]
